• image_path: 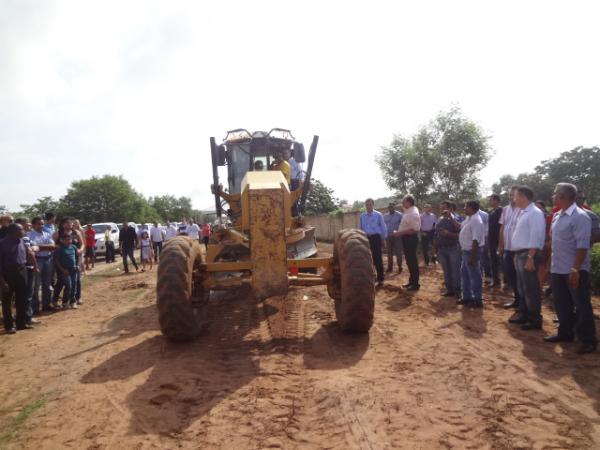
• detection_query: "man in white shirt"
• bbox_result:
[164,221,178,241]
[186,220,201,241]
[393,195,421,291]
[498,185,522,309]
[150,222,166,262]
[507,186,547,330]
[458,200,486,307]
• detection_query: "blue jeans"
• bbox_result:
[31,256,54,312]
[461,249,483,302]
[437,244,461,294]
[53,268,79,304]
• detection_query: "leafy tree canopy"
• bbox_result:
[18,196,60,220]
[149,195,193,222]
[377,106,491,202]
[304,179,341,215]
[491,146,600,205]
[59,175,160,224]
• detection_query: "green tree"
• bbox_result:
[377,106,491,202]
[492,146,600,206]
[537,146,600,204]
[149,195,193,222]
[18,196,60,219]
[59,175,159,223]
[304,179,340,215]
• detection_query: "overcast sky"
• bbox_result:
[1,0,599,211]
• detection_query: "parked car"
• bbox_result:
[92,223,120,256]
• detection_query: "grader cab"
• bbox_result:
[156,129,375,341]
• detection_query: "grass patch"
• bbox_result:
[0,396,47,448]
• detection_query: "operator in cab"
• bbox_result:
[270,150,291,186]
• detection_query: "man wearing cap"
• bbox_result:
[383,202,403,273]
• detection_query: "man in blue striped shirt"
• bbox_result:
[545,183,596,354]
[359,199,387,286]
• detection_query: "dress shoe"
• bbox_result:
[442,291,456,297]
[520,322,542,331]
[504,300,519,309]
[406,285,420,291]
[543,334,574,343]
[508,313,527,324]
[5,328,16,334]
[16,324,34,331]
[576,343,597,354]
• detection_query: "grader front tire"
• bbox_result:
[157,236,208,341]
[329,229,375,332]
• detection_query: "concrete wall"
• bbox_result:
[304,211,361,242]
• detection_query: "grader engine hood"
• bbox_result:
[241,171,291,299]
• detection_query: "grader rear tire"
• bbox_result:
[329,229,375,332]
[157,236,208,341]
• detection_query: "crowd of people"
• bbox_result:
[2,181,598,355]
[0,214,212,335]
[360,183,599,354]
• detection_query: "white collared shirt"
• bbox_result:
[186,223,200,240]
[511,202,546,251]
[398,206,420,233]
[459,213,485,251]
[150,226,165,243]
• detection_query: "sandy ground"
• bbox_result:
[1,244,600,450]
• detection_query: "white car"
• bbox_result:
[92,223,120,256]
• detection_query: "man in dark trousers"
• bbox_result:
[545,183,596,354]
[359,198,387,287]
[393,195,421,291]
[119,221,139,273]
[0,223,35,334]
[487,194,503,287]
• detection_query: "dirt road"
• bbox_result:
[1,245,600,449]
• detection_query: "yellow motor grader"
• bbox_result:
[157,129,375,340]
